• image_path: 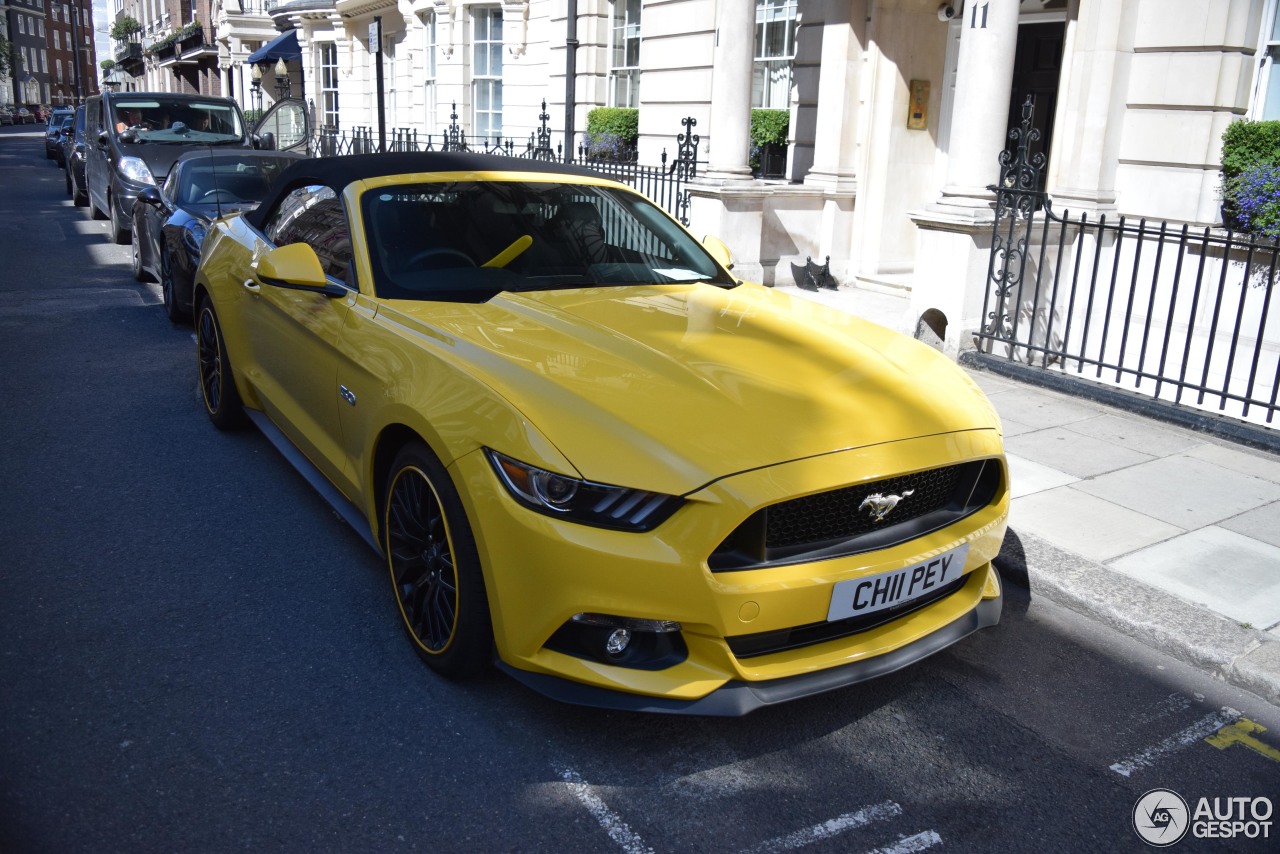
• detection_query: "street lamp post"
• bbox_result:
[274,57,290,100]
[68,1,84,102]
[250,63,263,114]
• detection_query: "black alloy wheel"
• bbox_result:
[64,165,71,196]
[196,297,246,430]
[384,443,491,678]
[161,248,189,323]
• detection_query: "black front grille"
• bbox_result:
[709,458,1001,571]
[766,465,965,548]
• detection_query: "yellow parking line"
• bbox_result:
[1205,718,1280,763]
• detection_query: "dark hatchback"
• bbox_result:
[133,149,307,322]
[45,107,76,159]
[62,106,88,206]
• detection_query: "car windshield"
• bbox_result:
[177,155,298,206]
[114,98,244,144]
[361,180,736,302]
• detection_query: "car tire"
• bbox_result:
[195,297,247,431]
[131,212,147,282]
[64,166,72,197]
[161,249,190,324]
[110,198,131,245]
[384,442,492,679]
[73,174,88,208]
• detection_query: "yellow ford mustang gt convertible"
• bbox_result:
[193,152,1008,715]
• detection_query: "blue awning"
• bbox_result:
[247,30,300,65]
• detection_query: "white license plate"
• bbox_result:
[826,544,970,622]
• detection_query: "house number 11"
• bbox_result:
[971,1,989,28]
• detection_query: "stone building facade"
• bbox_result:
[109,0,1280,353]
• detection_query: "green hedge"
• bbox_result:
[1222,120,1280,180]
[586,108,638,143]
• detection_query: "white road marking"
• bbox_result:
[558,767,654,854]
[742,801,903,854]
[1109,707,1242,777]
[864,830,943,853]
[1113,693,1194,738]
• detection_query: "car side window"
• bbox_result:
[263,185,353,284]
[162,169,180,204]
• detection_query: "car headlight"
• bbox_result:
[182,221,207,256]
[118,155,155,186]
[486,450,683,532]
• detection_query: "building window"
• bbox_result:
[41,49,48,74]
[472,7,502,141]
[752,0,796,110]
[423,13,437,129]
[54,30,61,50]
[320,42,339,131]
[1256,1,1280,119]
[56,59,63,83]
[609,0,641,108]
[38,18,45,37]
[17,16,25,35]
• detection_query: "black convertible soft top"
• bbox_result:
[243,151,606,232]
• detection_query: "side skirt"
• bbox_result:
[245,409,384,558]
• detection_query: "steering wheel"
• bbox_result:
[198,189,241,203]
[405,247,476,270]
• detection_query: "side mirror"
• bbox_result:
[254,243,346,297]
[702,235,734,271]
[256,132,276,151]
[136,186,162,207]
[96,130,109,146]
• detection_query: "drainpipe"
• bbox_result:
[564,0,577,163]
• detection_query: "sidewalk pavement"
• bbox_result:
[778,282,1280,707]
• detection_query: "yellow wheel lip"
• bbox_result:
[385,463,462,656]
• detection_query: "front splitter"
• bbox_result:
[495,593,1002,716]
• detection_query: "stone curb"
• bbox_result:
[996,526,1280,707]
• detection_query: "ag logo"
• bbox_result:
[1133,788,1190,847]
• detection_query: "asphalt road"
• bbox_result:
[1,124,1278,853]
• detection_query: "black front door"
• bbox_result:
[1005,22,1065,192]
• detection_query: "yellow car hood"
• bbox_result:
[390,283,999,495]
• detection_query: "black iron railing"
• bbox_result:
[306,101,702,225]
[977,97,1279,428]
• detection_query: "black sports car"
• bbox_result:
[133,149,307,322]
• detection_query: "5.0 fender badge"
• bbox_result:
[859,490,914,522]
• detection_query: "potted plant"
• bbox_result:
[177,20,204,51]
[1220,120,1280,233]
[110,15,142,42]
[584,108,639,162]
[750,109,789,178]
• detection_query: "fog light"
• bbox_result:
[547,613,689,670]
[606,628,631,655]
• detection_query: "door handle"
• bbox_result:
[242,278,260,293]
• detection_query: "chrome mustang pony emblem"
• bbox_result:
[859,490,914,522]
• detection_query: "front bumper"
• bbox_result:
[454,428,1009,713]
[112,176,154,226]
[498,573,1001,715]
